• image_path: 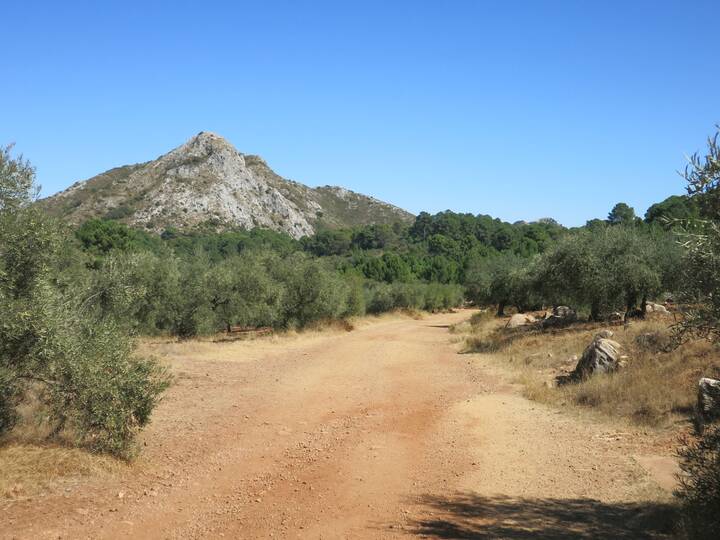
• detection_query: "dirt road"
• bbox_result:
[2,311,675,539]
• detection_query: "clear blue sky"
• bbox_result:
[2,1,718,226]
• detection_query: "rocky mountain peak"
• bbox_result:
[184,131,234,152]
[164,131,242,166]
[39,133,414,238]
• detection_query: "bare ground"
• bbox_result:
[1,311,678,539]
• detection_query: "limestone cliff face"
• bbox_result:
[40,132,413,239]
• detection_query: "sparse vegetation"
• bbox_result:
[0,442,122,500]
[459,315,716,427]
[38,134,415,235]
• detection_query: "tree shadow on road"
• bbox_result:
[404,492,677,539]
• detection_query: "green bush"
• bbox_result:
[171,259,218,337]
[367,283,394,314]
[673,126,720,535]
[44,320,170,456]
[440,283,465,309]
[0,366,19,434]
[272,254,350,328]
[390,282,425,309]
[343,277,366,317]
[365,281,463,314]
[209,254,283,330]
[0,228,172,457]
[0,147,170,457]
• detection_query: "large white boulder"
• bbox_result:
[507,313,536,328]
[645,302,669,314]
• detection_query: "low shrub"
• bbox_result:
[343,278,366,317]
[366,283,394,314]
[365,281,464,315]
[0,367,19,434]
[1,276,172,457]
[43,322,171,456]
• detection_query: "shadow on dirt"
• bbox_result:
[402,492,677,539]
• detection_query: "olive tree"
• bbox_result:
[209,254,283,331]
[602,226,662,315]
[465,253,532,316]
[684,126,720,220]
[536,231,610,320]
[673,125,720,538]
[0,145,170,456]
[537,227,673,319]
[271,254,352,328]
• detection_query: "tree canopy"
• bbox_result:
[607,202,638,226]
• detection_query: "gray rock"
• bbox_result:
[571,333,622,380]
[698,377,720,423]
[553,306,576,318]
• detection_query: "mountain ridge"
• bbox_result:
[39,132,413,238]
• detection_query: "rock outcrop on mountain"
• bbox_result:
[39,132,413,238]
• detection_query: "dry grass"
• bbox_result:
[458,313,720,427]
[1,399,126,501]
[0,443,123,500]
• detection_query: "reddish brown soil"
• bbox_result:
[1,311,676,539]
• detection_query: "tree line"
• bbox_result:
[74,190,691,330]
[465,224,682,319]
